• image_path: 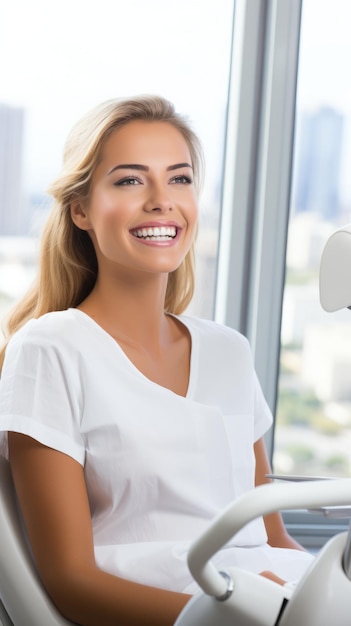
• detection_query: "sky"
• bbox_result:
[0,0,234,196]
[297,0,351,112]
[1,0,351,199]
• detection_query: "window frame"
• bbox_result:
[215,0,350,548]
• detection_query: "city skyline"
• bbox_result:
[1,98,349,237]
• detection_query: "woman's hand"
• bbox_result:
[259,570,286,586]
[254,437,306,551]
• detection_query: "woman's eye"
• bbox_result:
[170,175,193,184]
[114,177,141,186]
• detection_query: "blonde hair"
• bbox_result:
[0,95,204,370]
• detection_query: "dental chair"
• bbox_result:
[1,224,351,625]
[174,223,351,625]
[175,478,351,626]
[0,456,74,625]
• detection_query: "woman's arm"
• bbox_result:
[254,437,305,551]
[9,433,190,626]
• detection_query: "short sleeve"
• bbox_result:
[253,369,273,442]
[0,321,85,465]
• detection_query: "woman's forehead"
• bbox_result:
[100,120,192,165]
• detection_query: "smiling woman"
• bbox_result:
[0,95,314,626]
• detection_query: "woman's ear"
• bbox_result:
[70,198,91,231]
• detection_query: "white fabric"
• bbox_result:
[0,309,314,592]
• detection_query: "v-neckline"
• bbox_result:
[69,308,198,399]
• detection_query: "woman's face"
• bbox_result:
[71,120,199,278]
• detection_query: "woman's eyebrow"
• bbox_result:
[107,164,148,175]
[107,162,193,176]
[167,162,193,171]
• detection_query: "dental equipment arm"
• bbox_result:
[187,479,351,598]
[175,479,351,626]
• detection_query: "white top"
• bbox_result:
[0,310,314,592]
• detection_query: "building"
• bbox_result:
[0,103,27,235]
[292,106,345,221]
[286,212,334,271]
[302,323,351,402]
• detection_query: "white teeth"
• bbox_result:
[132,226,177,240]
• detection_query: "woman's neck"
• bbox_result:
[77,270,191,396]
[77,271,172,351]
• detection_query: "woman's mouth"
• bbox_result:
[131,225,177,241]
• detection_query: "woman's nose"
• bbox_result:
[143,185,173,213]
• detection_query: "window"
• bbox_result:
[275,0,351,480]
[0,0,235,332]
[213,0,350,547]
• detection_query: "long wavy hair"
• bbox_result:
[0,95,204,370]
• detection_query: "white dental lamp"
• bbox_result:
[175,225,351,625]
[319,223,351,312]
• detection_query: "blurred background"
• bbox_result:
[2,0,351,490]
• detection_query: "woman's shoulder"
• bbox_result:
[178,314,252,367]
[8,309,82,350]
[179,314,249,347]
